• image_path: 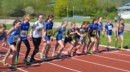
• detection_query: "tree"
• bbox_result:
[54,0,69,17]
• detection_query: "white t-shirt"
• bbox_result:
[32,21,45,38]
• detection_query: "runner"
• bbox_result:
[16,15,31,65]
[0,24,7,57]
[30,15,45,63]
[87,19,99,54]
[2,19,21,70]
[104,19,115,51]
[115,18,125,50]
[41,15,54,61]
[52,21,68,58]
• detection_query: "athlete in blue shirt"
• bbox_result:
[64,22,80,57]
[0,24,7,47]
[87,19,99,54]
[105,19,114,51]
[52,21,68,58]
[41,15,54,61]
[16,16,31,65]
[2,19,21,70]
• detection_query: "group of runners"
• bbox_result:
[0,14,125,70]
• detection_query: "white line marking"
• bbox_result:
[0,46,81,72]
[93,55,130,64]
[112,52,130,57]
[17,68,28,72]
[48,62,81,72]
[72,57,130,72]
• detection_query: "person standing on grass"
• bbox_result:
[52,21,68,59]
[29,15,46,63]
[87,19,99,54]
[0,24,7,57]
[115,18,125,50]
[40,15,54,61]
[104,19,115,51]
[16,16,31,65]
[2,19,21,70]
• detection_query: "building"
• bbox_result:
[117,3,130,19]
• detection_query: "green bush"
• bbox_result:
[107,12,117,19]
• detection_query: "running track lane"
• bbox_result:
[1,41,130,72]
[15,45,130,72]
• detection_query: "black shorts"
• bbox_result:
[89,33,96,37]
[64,36,73,43]
[9,42,16,46]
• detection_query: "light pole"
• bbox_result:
[67,6,68,18]
[73,6,74,17]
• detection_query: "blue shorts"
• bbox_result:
[118,32,123,36]
[45,36,51,41]
[56,34,62,41]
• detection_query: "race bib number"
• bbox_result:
[13,35,19,42]
[47,30,52,36]
[92,30,96,35]
[80,36,83,41]
[20,30,28,37]
[68,34,72,37]
[108,26,112,30]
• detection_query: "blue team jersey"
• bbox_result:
[8,27,20,44]
[20,21,30,40]
[45,21,53,36]
[85,27,89,32]
[97,22,103,36]
[67,28,75,37]
[0,32,6,41]
[56,26,66,40]
[105,23,113,36]
[97,22,103,32]
[89,23,98,35]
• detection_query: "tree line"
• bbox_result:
[0,0,129,18]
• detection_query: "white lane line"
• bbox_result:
[100,45,130,52]
[17,68,28,72]
[0,46,81,72]
[1,44,127,71]
[48,62,81,72]
[93,55,130,64]
[72,57,130,72]
[112,52,130,57]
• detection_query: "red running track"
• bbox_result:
[0,40,130,72]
